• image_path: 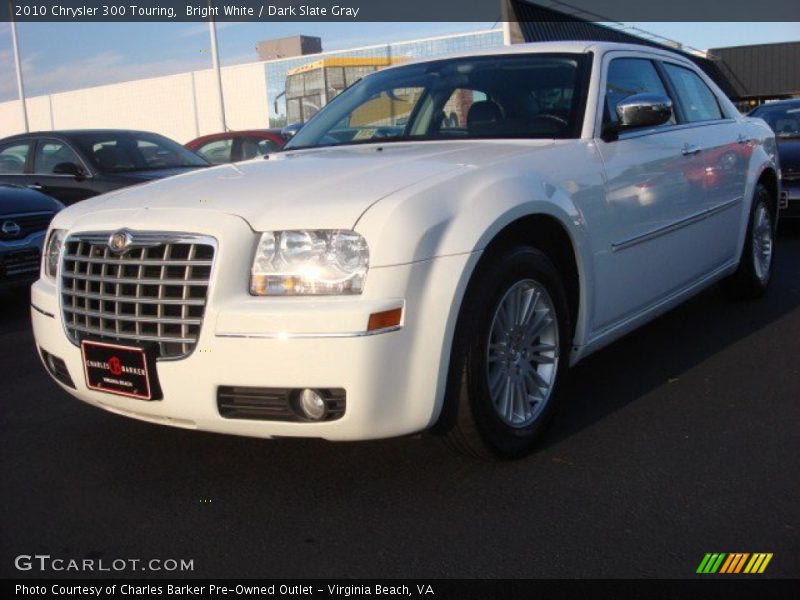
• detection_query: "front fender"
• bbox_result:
[355,141,605,354]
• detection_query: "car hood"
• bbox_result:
[0,185,64,214]
[56,141,547,231]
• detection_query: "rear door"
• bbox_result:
[659,61,749,264]
[589,54,709,331]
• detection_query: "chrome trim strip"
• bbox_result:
[69,231,212,247]
[612,196,742,252]
[31,304,55,318]
[0,229,46,248]
[216,326,403,340]
[615,119,736,142]
[0,211,55,219]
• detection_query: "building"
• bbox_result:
[0,29,503,142]
[255,35,323,61]
[708,42,800,108]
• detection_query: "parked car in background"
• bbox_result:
[0,130,209,206]
[749,98,800,218]
[0,184,62,291]
[32,43,779,459]
[185,130,286,164]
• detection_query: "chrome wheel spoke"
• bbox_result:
[751,203,773,282]
[485,279,560,429]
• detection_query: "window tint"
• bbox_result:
[0,142,31,174]
[286,54,589,149]
[254,138,280,156]
[438,89,488,132]
[73,132,207,172]
[605,58,675,127]
[34,140,82,174]
[750,102,800,137]
[662,63,723,123]
[197,139,233,164]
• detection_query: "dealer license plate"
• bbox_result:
[81,340,160,400]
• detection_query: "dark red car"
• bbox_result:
[185,129,286,164]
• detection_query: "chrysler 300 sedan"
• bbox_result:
[31,42,779,458]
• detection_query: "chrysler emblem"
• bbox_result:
[108,229,133,254]
[1,220,21,237]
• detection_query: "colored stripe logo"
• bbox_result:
[697,553,773,574]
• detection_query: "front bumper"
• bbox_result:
[31,210,475,441]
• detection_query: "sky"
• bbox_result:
[1,21,799,103]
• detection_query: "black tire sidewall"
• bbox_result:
[459,247,571,457]
[742,184,774,292]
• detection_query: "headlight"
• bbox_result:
[250,230,369,296]
[44,229,67,280]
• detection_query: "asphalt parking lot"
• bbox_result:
[1,227,798,580]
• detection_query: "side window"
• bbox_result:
[0,141,32,174]
[256,138,280,155]
[605,58,675,127]
[33,140,83,174]
[196,139,233,165]
[662,63,723,123]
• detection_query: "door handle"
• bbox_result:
[681,144,702,156]
[26,184,43,190]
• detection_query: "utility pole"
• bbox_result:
[9,0,30,132]
[208,0,227,131]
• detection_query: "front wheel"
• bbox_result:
[438,247,571,459]
[721,183,775,299]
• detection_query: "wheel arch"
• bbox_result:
[756,166,779,221]
[430,209,587,435]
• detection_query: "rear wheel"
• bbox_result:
[721,183,775,299]
[439,246,571,459]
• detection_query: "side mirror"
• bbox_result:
[603,94,673,141]
[281,123,303,140]
[53,162,87,179]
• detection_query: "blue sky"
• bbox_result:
[1,21,798,102]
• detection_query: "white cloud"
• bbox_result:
[0,51,213,102]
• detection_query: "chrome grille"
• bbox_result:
[0,211,55,241]
[60,232,215,359]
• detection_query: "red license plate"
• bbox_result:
[81,340,157,400]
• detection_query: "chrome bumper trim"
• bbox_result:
[215,326,402,339]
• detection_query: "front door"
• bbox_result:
[589,55,709,332]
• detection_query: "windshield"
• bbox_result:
[73,132,209,172]
[750,102,800,138]
[285,53,590,150]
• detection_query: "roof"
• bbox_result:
[185,130,286,146]
[1,129,166,141]
[378,41,696,70]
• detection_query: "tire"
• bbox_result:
[720,183,775,300]
[438,246,572,459]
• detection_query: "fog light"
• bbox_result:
[296,388,327,421]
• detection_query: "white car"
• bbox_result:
[32,42,779,458]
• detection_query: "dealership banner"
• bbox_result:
[2,0,800,22]
[4,579,800,599]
